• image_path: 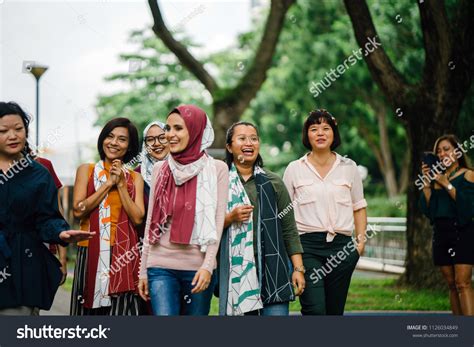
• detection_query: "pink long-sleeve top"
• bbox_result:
[139,159,229,279]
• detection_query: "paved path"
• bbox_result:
[40,286,70,316]
[353,269,398,279]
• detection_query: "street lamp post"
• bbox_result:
[29,64,48,149]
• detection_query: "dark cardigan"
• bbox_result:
[0,159,69,310]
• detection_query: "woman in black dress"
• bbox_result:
[420,134,474,315]
[0,101,94,315]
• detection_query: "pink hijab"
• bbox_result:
[149,105,210,245]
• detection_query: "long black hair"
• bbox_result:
[0,101,33,155]
[433,134,471,169]
[225,121,264,169]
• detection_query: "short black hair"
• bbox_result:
[302,109,341,151]
[0,101,32,155]
[97,117,140,164]
[225,121,264,169]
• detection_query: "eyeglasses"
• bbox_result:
[234,135,260,145]
[144,135,168,146]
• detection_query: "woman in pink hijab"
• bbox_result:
[138,105,229,315]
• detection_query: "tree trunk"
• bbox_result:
[213,102,242,148]
[344,0,473,288]
[403,116,441,288]
[402,98,462,288]
[398,151,410,194]
[359,98,400,198]
[148,0,295,148]
[375,103,399,198]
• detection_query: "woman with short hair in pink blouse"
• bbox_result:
[283,109,367,315]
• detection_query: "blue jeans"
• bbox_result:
[245,302,289,316]
[147,267,216,316]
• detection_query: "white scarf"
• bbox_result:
[167,116,218,252]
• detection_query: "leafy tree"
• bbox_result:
[243,0,411,199]
[96,29,208,132]
[95,1,474,289]
[148,0,295,146]
[344,0,474,287]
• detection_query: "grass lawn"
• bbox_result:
[63,277,450,315]
[210,278,449,315]
[339,278,449,311]
[63,277,74,292]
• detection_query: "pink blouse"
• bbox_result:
[283,153,367,242]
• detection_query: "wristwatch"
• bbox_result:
[294,266,306,274]
[446,183,454,191]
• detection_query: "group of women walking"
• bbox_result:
[0,101,472,316]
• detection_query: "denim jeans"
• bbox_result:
[147,267,216,316]
[244,302,289,316]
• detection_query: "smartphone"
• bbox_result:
[422,152,444,173]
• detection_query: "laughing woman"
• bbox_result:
[71,118,145,315]
[420,134,474,316]
[135,121,169,200]
[0,102,93,315]
[219,121,305,316]
[135,121,169,241]
[138,105,228,316]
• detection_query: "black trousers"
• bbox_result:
[299,232,359,315]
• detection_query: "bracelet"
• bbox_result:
[294,265,306,274]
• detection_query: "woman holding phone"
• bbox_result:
[420,134,474,315]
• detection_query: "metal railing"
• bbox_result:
[361,217,407,271]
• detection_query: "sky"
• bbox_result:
[0,0,256,183]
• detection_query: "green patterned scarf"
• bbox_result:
[226,164,263,315]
